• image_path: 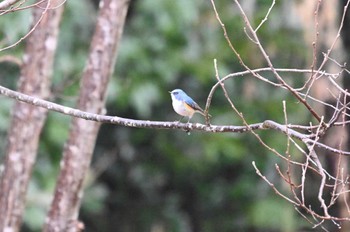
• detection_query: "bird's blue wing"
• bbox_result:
[183,96,204,112]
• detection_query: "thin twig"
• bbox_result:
[254,0,275,32]
[0,0,52,51]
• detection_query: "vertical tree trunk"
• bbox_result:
[339,0,350,230]
[43,0,129,231]
[0,2,64,231]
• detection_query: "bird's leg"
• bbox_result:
[184,117,193,134]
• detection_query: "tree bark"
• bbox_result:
[43,0,129,231]
[339,0,350,231]
[0,2,64,231]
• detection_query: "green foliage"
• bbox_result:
[249,197,300,231]
[0,7,31,53]
[0,0,314,231]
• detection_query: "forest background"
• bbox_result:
[1,0,350,231]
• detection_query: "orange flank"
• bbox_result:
[184,101,206,115]
[183,102,196,113]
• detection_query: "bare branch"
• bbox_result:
[0,0,53,51]
[252,161,300,205]
[0,0,21,10]
[233,0,324,123]
[0,83,258,133]
[254,0,275,32]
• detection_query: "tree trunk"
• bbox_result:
[339,0,350,230]
[0,2,64,231]
[43,0,129,231]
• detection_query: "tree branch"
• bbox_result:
[0,0,21,10]
[1,83,350,157]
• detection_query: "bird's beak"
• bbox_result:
[168,91,172,94]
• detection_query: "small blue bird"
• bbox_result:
[169,89,206,123]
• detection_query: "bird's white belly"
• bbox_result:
[172,100,194,117]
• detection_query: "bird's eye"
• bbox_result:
[173,92,178,95]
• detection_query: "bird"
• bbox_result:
[169,89,207,123]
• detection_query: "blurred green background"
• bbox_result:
[0,0,342,231]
